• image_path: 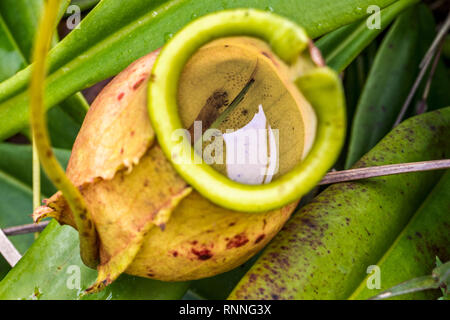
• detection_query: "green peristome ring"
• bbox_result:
[148,9,346,212]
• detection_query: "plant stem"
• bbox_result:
[419,11,450,69]
[32,137,41,239]
[2,222,50,237]
[394,11,450,127]
[32,138,40,211]
[320,159,450,185]
[29,0,98,268]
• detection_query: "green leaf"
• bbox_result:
[0,171,35,280]
[0,15,27,82]
[426,61,450,112]
[369,275,440,300]
[343,43,377,128]
[316,0,419,72]
[229,107,450,300]
[0,0,399,141]
[350,170,450,300]
[435,257,449,299]
[0,143,70,196]
[0,143,70,279]
[0,0,70,61]
[0,0,86,149]
[58,93,90,125]
[443,35,450,59]
[0,221,190,300]
[46,107,81,150]
[367,261,450,300]
[401,6,450,116]
[345,4,435,169]
[0,0,46,62]
[330,42,378,171]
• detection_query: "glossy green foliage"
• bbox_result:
[0,0,49,61]
[345,5,439,168]
[229,107,450,299]
[0,16,26,82]
[0,173,34,280]
[0,0,399,141]
[412,7,450,114]
[0,0,87,149]
[367,259,449,300]
[342,44,377,126]
[350,170,450,300]
[0,143,70,279]
[426,62,450,113]
[316,0,419,72]
[0,144,70,196]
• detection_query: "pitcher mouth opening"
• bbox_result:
[174,35,317,187]
[148,9,346,212]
